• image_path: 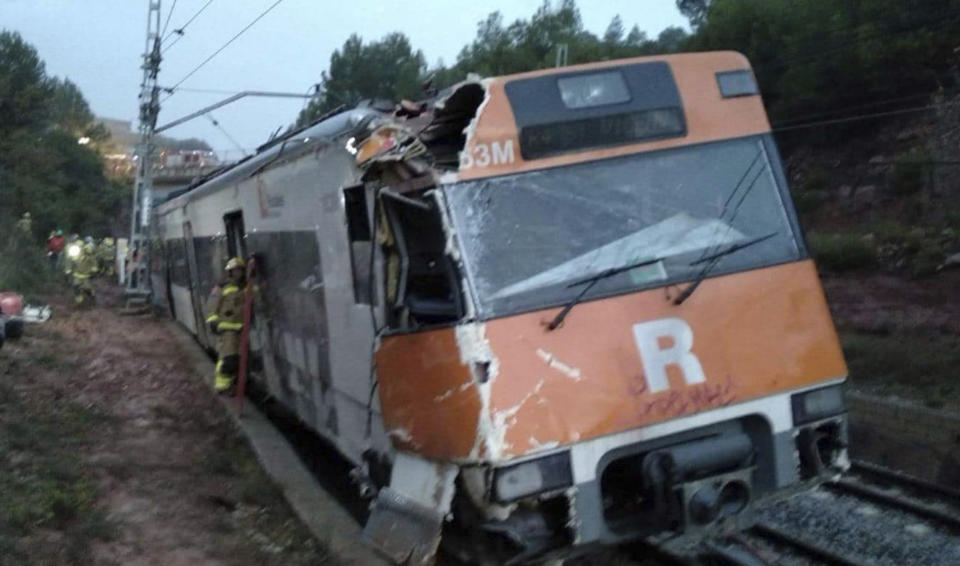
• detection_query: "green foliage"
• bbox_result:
[842,331,960,408]
[807,232,877,271]
[297,33,426,125]
[0,215,57,293]
[889,149,930,196]
[435,1,685,87]
[871,220,959,277]
[0,31,51,135]
[297,1,690,124]
[0,30,127,240]
[677,0,711,29]
[685,0,960,127]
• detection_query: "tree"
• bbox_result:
[656,26,689,52]
[297,33,426,125]
[0,31,51,135]
[603,15,625,45]
[0,29,128,238]
[48,77,94,135]
[677,0,712,29]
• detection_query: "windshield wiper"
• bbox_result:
[673,231,778,305]
[546,256,664,331]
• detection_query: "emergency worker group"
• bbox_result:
[61,234,117,306]
[15,211,251,395]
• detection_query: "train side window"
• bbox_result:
[382,191,463,328]
[223,210,246,260]
[344,185,374,304]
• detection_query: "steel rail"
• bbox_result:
[850,460,960,506]
[826,478,960,531]
[749,522,872,566]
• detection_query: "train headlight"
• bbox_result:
[493,452,573,502]
[67,244,81,259]
[792,384,845,425]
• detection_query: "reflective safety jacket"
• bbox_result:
[206,284,245,333]
[69,252,99,280]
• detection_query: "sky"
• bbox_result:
[0,0,687,161]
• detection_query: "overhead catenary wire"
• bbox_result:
[162,0,286,100]
[205,113,248,157]
[161,0,214,53]
[160,0,178,39]
[772,99,960,133]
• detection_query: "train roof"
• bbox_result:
[156,107,380,214]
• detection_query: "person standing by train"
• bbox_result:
[205,257,247,393]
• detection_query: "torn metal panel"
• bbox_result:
[363,487,444,565]
[419,79,486,170]
[363,452,458,565]
[389,451,458,512]
[374,327,483,460]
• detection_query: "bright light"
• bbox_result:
[77,136,91,145]
[345,137,358,155]
[67,244,81,258]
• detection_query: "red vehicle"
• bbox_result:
[0,292,25,340]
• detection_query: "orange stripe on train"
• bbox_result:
[375,260,846,462]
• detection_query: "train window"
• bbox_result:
[344,185,374,304]
[381,191,463,328]
[223,211,246,260]
[716,70,759,98]
[168,238,189,287]
[557,71,631,109]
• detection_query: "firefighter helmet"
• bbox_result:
[225,257,245,272]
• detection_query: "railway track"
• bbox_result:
[653,461,960,566]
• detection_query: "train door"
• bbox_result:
[183,221,210,346]
[223,211,247,260]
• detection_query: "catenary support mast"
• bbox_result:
[126,0,162,299]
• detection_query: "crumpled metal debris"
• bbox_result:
[20,304,52,323]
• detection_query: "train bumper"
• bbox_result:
[460,382,848,561]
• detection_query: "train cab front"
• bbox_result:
[362,54,850,564]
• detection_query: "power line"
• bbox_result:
[772,99,960,133]
[161,85,249,95]
[160,0,178,38]
[161,0,214,53]
[205,113,248,157]
[162,0,286,99]
[774,87,959,128]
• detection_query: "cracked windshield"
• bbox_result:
[446,136,802,316]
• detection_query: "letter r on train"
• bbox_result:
[632,317,707,393]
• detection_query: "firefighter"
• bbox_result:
[67,242,99,306]
[205,257,247,393]
[47,230,66,268]
[97,237,116,278]
[15,212,32,235]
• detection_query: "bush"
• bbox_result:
[0,216,57,293]
[807,233,876,271]
[889,149,930,196]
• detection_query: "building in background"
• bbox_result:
[99,117,223,201]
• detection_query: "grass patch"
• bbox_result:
[842,330,960,409]
[808,232,877,271]
[889,149,931,196]
[0,218,58,294]
[0,367,114,563]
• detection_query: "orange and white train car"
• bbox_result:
[154,51,848,564]
[366,51,848,563]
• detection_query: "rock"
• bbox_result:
[939,252,960,270]
[838,185,854,198]
[854,185,877,202]
[868,155,886,164]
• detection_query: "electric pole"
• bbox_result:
[126,0,162,301]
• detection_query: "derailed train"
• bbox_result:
[153,52,849,564]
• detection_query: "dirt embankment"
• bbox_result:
[0,285,335,566]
